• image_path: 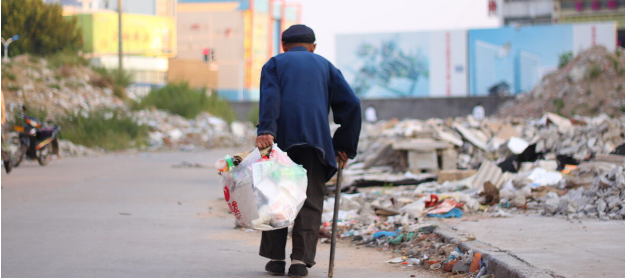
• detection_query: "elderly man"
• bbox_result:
[255,25,361,277]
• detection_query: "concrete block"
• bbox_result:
[408,150,438,172]
[437,169,477,183]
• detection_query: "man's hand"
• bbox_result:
[256,134,274,149]
[336,151,348,169]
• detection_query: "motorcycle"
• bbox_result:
[12,114,61,167]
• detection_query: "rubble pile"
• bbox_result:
[542,163,625,220]
[1,54,256,153]
[498,45,625,118]
[332,112,624,225]
[58,139,101,157]
[1,54,123,118]
[134,109,255,151]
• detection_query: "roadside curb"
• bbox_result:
[434,228,565,278]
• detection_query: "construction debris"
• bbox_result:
[330,111,624,226]
[133,109,255,151]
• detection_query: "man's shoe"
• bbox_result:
[265,260,286,276]
[3,160,11,174]
[288,264,308,277]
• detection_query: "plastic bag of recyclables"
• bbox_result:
[219,144,308,231]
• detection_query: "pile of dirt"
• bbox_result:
[1,54,123,119]
[498,45,625,118]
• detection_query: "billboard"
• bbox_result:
[75,12,176,57]
[469,22,616,96]
[336,30,468,99]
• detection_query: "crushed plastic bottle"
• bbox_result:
[215,155,235,172]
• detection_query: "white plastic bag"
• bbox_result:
[221,144,308,230]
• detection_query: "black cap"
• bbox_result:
[281,24,315,43]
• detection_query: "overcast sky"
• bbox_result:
[297,0,501,63]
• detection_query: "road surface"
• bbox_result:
[2,151,437,278]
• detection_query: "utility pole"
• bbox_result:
[118,0,123,74]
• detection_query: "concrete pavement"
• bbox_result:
[438,212,625,278]
[1,151,437,278]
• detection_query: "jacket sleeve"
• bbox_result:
[329,65,362,159]
[257,58,281,138]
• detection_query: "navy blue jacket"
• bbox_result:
[258,46,362,181]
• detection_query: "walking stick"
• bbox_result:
[328,161,344,277]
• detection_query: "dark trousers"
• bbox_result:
[259,147,327,267]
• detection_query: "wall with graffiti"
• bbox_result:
[336,30,467,99]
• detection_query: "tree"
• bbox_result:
[1,0,83,57]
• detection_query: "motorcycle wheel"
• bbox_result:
[37,145,51,166]
[12,145,27,167]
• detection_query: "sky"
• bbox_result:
[297,0,501,63]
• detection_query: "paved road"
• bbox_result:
[2,151,437,278]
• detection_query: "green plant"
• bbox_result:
[7,83,19,91]
[49,84,60,90]
[3,71,17,81]
[621,106,625,113]
[586,64,602,80]
[92,67,133,99]
[609,56,620,72]
[1,0,83,57]
[57,109,148,150]
[247,104,259,125]
[47,50,89,68]
[553,98,564,115]
[558,52,574,69]
[138,83,235,122]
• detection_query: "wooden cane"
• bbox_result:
[328,161,344,277]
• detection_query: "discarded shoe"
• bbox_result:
[265,260,286,276]
[288,264,308,277]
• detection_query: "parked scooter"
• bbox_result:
[12,108,61,167]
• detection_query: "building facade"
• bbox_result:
[490,0,625,45]
[53,0,177,99]
[176,0,300,101]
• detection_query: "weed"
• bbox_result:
[49,84,60,90]
[247,104,259,125]
[28,55,40,64]
[586,64,602,80]
[91,67,133,99]
[553,98,565,115]
[138,83,235,122]
[558,52,574,69]
[609,56,620,71]
[46,50,89,68]
[3,71,17,81]
[7,83,19,91]
[57,109,148,150]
